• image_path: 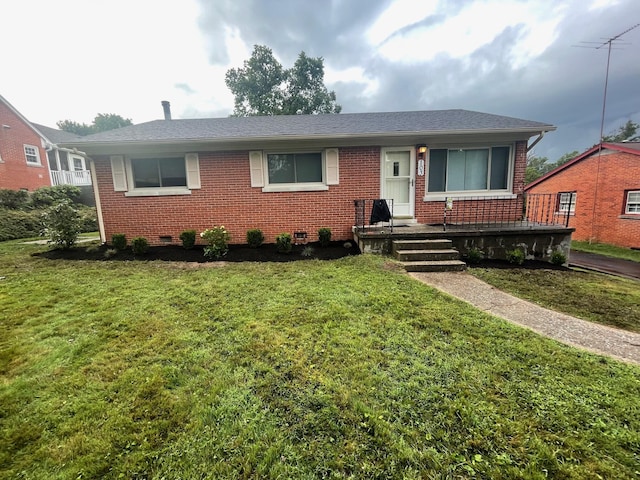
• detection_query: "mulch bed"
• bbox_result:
[467,259,571,271]
[33,241,361,263]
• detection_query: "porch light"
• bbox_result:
[416,145,427,160]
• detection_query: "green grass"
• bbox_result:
[1,241,640,479]
[470,266,640,333]
[572,240,640,262]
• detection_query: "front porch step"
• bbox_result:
[393,239,453,252]
[392,238,466,272]
[395,249,460,262]
[402,260,467,272]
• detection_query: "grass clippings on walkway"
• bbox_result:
[1,241,640,479]
[470,265,640,333]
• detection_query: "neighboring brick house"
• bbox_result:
[0,95,51,190]
[525,142,640,248]
[61,108,555,246]
[0,94,90,191]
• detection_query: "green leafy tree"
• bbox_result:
[525,150,579,184]
[225,45,341,116]
[57,114,133,136]
[602,120,639,142]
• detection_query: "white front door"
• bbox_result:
[381,147,415,219]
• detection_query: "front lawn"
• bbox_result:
[470,265,640,333]
[1,241,639,479]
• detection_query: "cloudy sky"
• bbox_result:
[1,0,639,160]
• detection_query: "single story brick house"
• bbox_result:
[62,107,557,247]
[525,142,640,249]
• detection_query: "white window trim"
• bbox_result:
[24,144,42,166]
[625,190,640,214]
[254,149,336,193]
[558,192,576,214]
[423,145,514,199]
[110,154,200,196]
[70,154,86,171]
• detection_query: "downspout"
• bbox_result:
[527,131,545,152]
[88,158,106,244]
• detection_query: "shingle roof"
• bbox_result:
[31,123,82,144]
[62,109,555,145]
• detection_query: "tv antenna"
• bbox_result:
[574,23,639,142]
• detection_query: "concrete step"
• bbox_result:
[402,260,467,272]
[392,239,453,252]
[395,249,461,262]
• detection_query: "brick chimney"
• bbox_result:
[161,100,171,120]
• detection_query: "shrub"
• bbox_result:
[179,230,197,250]
[318,227,332,247]
[201,226,230,259]
[506,248,525,265]
[276,233,292,253]
[0,209,41,241]
[465,247,484,265]
[104,248,118,259]
[111,233,127,250]
[30,185,81,208]
[246,229,264,248]
[0,189,29,210]
[131,236,149,255]
[301,246,315,257]
[77,206,98,232]
[41,200,82,249]
[551,251,567,266]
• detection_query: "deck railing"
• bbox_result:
[353,193,575,231]
[50,170,92,186]
[353,199,394,231]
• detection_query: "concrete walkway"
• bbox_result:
[410,271,640,366]
[22,236,100,245]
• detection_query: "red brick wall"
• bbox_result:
[94,147,382,245]
[95,140,532,246]
[526,149,640,248]
[0,101,50,191]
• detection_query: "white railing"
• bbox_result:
[50,170,92,186]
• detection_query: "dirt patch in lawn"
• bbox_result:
[34,241,361,263]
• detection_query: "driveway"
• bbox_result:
[569,251,640,281]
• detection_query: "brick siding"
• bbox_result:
[0,101,50,191]
[526,148,640,248]
[95,140,531,246]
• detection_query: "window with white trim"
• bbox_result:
[558,192,576,214]
[427,146,511,193]
[625,190,640,214]
[24,145,41,165]
[250,149,339,192]
[110,153,200,196]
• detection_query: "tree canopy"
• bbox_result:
[225,45,341,116]
[602,120,640,142]
[57,113,133,136]
[525,150,579,184]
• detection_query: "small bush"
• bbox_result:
[41,200,82,249]
[246,229,264,248]
[301,246,315,257]
[77,206,98,232]
[318,227,332,247]
[0,189,29,210]
[179,230,197,250]
[276,233,292,253]
[104,248,118,259]
[551,251,567,266]
[506,248,525,265]
[201,226,230,259]
[131,237,149,255]
[111,233,127,250]
[465,247,484,265]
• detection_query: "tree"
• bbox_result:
[225,45,341,116]
[57,113,133,136]
[602,120,639,142]
[525,150,579,184]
